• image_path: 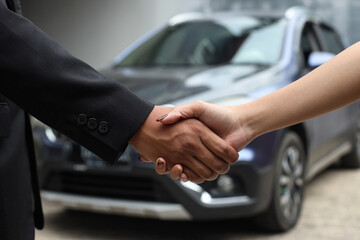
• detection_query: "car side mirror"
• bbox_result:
[307,51,336,68]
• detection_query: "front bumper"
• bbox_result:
[41,191,191,220]
[37,132,276,221]
[39,160,273,221]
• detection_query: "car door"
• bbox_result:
[297,22,351,166]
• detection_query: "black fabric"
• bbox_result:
[0,100,35,240]
[24,114,44,230]
[0,0,154,238]
[0,103,10,139]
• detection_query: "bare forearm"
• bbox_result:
[240,42,360,139]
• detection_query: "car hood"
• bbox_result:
[101,64,271,105]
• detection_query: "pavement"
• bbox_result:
[35,166,360,240]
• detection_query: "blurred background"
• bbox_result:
[22,0,360,70]
[20,1,360,239]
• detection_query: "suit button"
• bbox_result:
[77,114,87,125]
[98,121,110,134]
[87,118,98,130]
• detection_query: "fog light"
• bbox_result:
[217,175,235,193]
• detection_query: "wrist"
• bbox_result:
[129,105,173,148]
[232,103,264,143]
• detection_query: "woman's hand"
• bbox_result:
[157,101,250,151]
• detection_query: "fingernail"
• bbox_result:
[138,157,145,162]
[180,173,188,182]
[156,158,163,166]
[156,114,168,122]
[174,165,182,174]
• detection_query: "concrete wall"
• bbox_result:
[21,0,204,69]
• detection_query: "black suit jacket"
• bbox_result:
[0,1,153,238]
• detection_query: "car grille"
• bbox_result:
[42,171,178,203]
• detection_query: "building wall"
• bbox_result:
[21,0,204,69]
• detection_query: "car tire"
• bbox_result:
[253,131,306,232]
[341,111,360,168]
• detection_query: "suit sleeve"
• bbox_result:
[0,3,154,163]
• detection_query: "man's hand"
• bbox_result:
[129,105,239,184]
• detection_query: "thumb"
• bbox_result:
[156,111,182,124]
[156,102,202,124]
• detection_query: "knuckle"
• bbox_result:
[221,164,230,175]
[202,170,217,180]
[230,152,239,164]
[213,161,228,173]
[212,164,222,173]
[188,120,203,133]
[208,172,219,181]
[218,163,230,174]
[183,169,199,182]
[231,157,238,164]
[182,139,196,151]
[222,146,238,164]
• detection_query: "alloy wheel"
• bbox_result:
[279,145,304,221]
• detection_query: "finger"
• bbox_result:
[182,156,218,181]
[139,156,152,162]
[201,130,239,164]
[169,164,183,179]
[194,138,230,174]
[157,111,183,124]
[155,158,168,175]
[181,166,206,184]
[157,102,202,124]
[180,173,188,182]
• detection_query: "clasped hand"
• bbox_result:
[132,101,252,183]
[129,104,240,183]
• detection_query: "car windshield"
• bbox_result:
[115,16,286,67]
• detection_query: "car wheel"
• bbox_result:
[253,131,306,232]
[341,112,360,168]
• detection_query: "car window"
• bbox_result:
[154,22,234,65]
[115,17,286,67]
[230,19,286,65]
[318,25,344,54]
[300,23,320,65]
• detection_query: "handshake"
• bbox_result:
[129,101,253,184]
